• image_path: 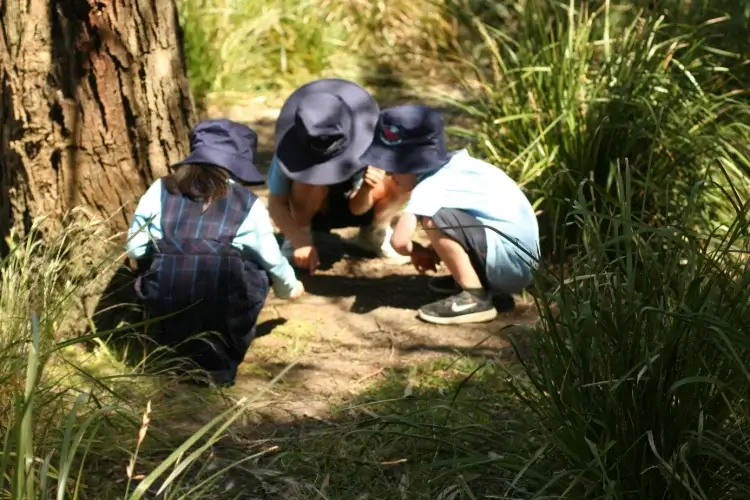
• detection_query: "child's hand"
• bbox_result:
[289,280,305,300]
[411,242,439,274]
[293,245,320,274]
[363,166,386,190]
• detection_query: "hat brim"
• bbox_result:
[275,79,379,186]
[359,141,449,176]
[173,148,265,186]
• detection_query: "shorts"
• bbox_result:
[430,208,490,290]
[430,208,534,294]
[310,181,375,232]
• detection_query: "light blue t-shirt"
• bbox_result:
[267,156,365,195]
[404,150,540,293]
[125,178,299,299]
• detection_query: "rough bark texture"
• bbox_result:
[0,0,195,253]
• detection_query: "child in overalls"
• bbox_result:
[126,119,304,387]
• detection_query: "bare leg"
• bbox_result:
[278,183,329,258]
[422,217,484,290]
[289,182,328,228]
[351,177,411,261]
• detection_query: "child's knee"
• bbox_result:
[372,178,410,214]
[420,216,435,228]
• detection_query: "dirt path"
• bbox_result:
[237,207,539,421]
[203,91,539,422]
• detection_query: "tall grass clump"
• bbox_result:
[500,165,750,498]
[647,0,750,96]
[177,0,477,104]
[0,213,287,498]
[455,0,750,253]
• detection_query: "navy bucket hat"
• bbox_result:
[274,78,380,185]
[172,119,265,186]
[359,105,451,175]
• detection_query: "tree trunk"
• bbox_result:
[0,0,196,254]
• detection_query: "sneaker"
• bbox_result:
[417,290,498,325]
[428,275,461,294]
[347,225,410,263]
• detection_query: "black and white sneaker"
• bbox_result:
[428,275,461,295]
[418,291,498,325]
[428,276,517,312]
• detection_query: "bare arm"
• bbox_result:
[267,194,313,248]
[348,167,388,215]
[348,184,376,216]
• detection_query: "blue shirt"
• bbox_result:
[404,150,540,292]
[126,179,299,299]
[267,155,365,195]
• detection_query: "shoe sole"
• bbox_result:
[417,308,498,325]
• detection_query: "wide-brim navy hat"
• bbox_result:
[173,119,265,186]
[275,78,380,185]
[359,105,451,175]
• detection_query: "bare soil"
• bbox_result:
[197,91,539,423]
[236,209,538,422]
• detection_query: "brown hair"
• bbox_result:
[163,163,231,203]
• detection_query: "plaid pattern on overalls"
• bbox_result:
[135,182,269,385]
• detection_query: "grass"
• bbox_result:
[0,212,296,499]
[176,0,483,105]
[263,355,530,499]
[3,0,750,498]
[5,179,750,498]
[262,168,750,499]
[452,0,750,255]
[509,165,750,497]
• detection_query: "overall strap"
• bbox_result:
[159,181,258,244]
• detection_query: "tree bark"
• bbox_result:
[0,0,196,254]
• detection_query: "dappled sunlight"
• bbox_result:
[2,0,749,498]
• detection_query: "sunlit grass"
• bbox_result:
[2,1,749,498]
[177,0,477,104]
[0,213,293,499]
[450,0,750,253]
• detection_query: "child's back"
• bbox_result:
[410,150,539,261]
[127,119,303,386]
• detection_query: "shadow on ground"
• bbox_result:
[84,250,537,498]
[211,351,534,499]
[301,273,435,312]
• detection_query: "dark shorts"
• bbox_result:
[310,182,374,232]
[430,208,490,289]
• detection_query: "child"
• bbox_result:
[267,78,411,274]
[359,105,540,325]
[126,119,304,387]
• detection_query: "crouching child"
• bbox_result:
[126,119,304,387]
[359,105,540,325]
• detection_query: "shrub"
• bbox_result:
[453,0,750,254]
[500,165,750,498]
